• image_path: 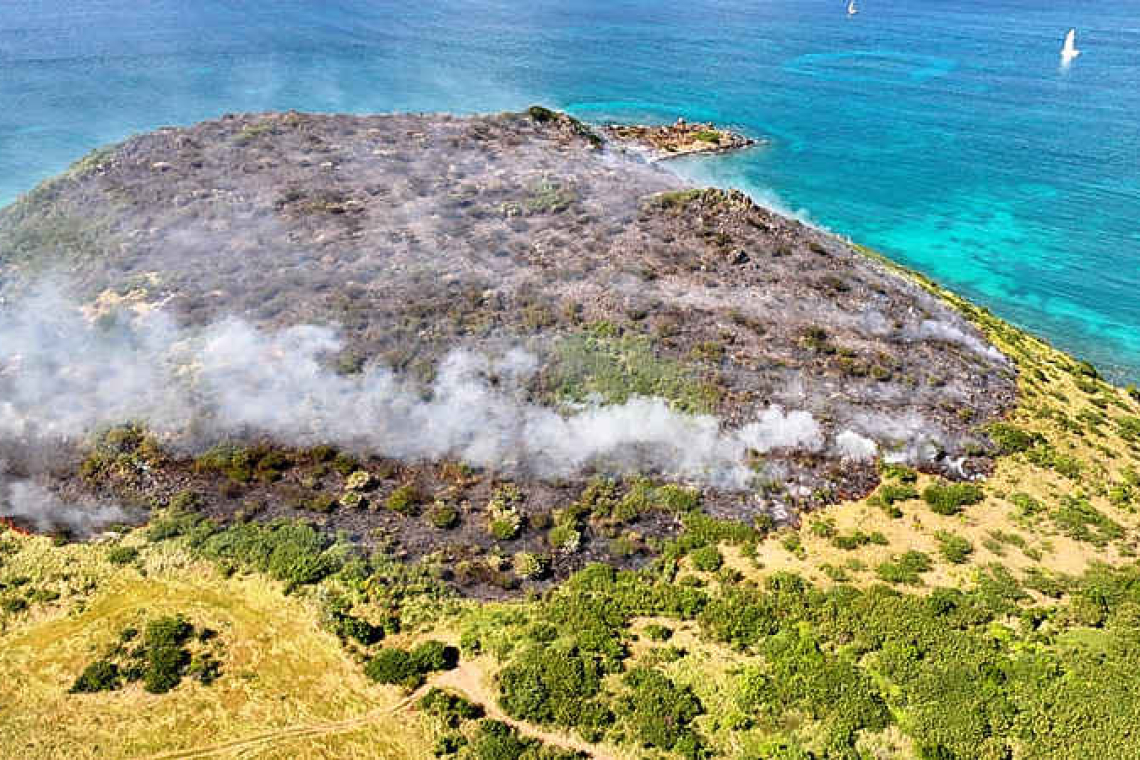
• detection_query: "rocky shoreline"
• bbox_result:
[601,117,758,161]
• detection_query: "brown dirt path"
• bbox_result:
[143,658,614,759]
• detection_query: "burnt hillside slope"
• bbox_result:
[0,109,1016,572]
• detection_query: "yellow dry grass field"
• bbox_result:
[0,538,432,759]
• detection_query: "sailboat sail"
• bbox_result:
[1061,28,1080,63]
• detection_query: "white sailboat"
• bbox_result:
[847,0,859,16]
[1061,28,1080,64]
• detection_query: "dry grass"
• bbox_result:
[0,535,432,759]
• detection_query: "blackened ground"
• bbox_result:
[0,108,1017,575]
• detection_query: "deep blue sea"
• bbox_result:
[2,1,1138,380]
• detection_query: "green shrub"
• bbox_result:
[923,482,984,515]
[655,484,702,513]
[365,641,457,689]
[344,470,374,491]
[832,530,888,551]
[548,522,581,554]
[1052,495,1124,546]
[197,520,343,590]
[1010,492,1044,517]
[385,485,422,515]
[194,443,292,484]
[142,615,194,694]
[551,328,719,414]
[513,552,547,580]
[986,423,1044,455]
[426,501,459,529]
[935,531,974,564]
[364,648,419,688]
[487,485,524,540]
[527,105,557,122]
[876,551,933,585]
[880,482,919,505]
[464,720,540,759]
[329,613,384,645]
[418,687,484,728]
[620,667,704,753]
[187,652,222,685]
[690,545,723,572]
[303,494,337,513]
[69,660,122,693]
[880,463,919,482]
[339,491,367,509]
[498,645,607,728]
[333,453,359,475]
[643,624,673,642]
[106,545,139,565]
[410,640,459,673]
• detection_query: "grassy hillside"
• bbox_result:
[3,251,1139,759]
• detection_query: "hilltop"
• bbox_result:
[4,109,1139,759]
[0,109,1013,578]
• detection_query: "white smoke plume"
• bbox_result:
[0,478,128,534]
[0,285,840,498]
[835,430,878,462]
[910,319,1006,362]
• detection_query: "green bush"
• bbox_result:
[548,522,581,554]
[923,482,984,515]
[69,660,122,693]
[527,105,557,122]
[832,530,888,551]
[690,545,723,572]
[487,485,524,540]
[426,501,459,529]
[418,687,484,728]
[620,667,704,753]
[194,443,292,484]
[498,645,607,728]
[106,545,139,565]
[410,640,459,673]
[197,520,343,590]
[1052,494,1123,546]
[1010,492,1044,517]
[876,551,933,585]
[364,648,418,688]
[880,463,919,482]
[365,641,457,689]
[344,470,374,491]
[513,552,547,580]
[142,615,194,693]
[935,531,974,564]
[386,484,422,515]
[986,423,1045,455]
[329,613,384,645]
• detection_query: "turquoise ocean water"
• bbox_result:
[1,1,1138,380]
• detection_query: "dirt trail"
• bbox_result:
[143,659,612,759]
[431,661,615,759]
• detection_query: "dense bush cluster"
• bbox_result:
[148,511,346,591]
[70,614,222,695]
[364,640,458,689]
[922,481,984,515]
[618,667,705,756]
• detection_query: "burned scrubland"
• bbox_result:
[0,108,1016,588]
